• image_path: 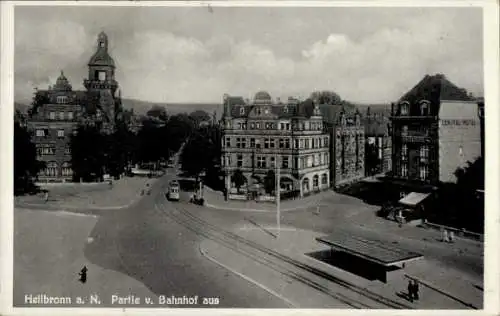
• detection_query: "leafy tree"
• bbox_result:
[189,110,211,127]
[310,91,342,105]
[105,121,138,177]
[146,105,168,121]
[180,132,212,181]
[232,169,246,193]
[14,122,45,194]
[70,124,107,182]
[264,170,276,195]
[165,113,195,153]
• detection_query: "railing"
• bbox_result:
[420,220,483,242]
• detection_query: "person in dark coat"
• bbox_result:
[413,280,420,300]
[407,280,414,302]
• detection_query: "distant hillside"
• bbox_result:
[15,102,30,114]
[122,99,223,119]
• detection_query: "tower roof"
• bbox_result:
[253,91,272,105]
[88,32,115,68]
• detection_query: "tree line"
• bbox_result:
[14,106,213,194]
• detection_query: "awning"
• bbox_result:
[399,192,430,207]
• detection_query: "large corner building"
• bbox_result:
[221,92,331,198]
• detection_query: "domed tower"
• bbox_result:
[84,32,120,128]
[53,71,72,92]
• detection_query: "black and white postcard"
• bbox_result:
[1,1,499,315]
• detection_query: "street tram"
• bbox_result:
[167,180,180,201]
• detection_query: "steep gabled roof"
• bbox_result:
[399,74,474,104]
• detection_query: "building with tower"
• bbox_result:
[221,92,330,199]
[27,32,123,182]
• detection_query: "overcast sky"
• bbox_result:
[14,5,483,104]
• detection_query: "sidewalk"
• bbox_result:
[15,176,155,210]
[14,208,158,306]
[200,226,483,309]
[203,187,332,212]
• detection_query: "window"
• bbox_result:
[250,138,255,148]
[264,138,270,149]
[240,107,245,115]
[420,145,429,162]
[236,138,241,148]
[61,162,72,176]
[237,123,242,129]
[44,162,58,177]
[57,130,65,138]
[36,130,45,137]
[401,164,408,177]
[285,139,290,149]
[98,71,106,81]
[68,112,74,120]
[402,125,408,136]
[279,139,284,148]
[49,112,56,120]
[225,137,231,148]
[64,147,71,155]
[294,139,299,149]
[401,144,408,161]
[286,123,290,130]
[255,140,261,149]
[270,156,275,168]
[282,157,289,169]
[56,96,68,104]
[256,123,261,129]
[237,154,243,167]
[280,123,285,130]
[312,139,315,149]
[265,123,271,129]
[270,138,275,148]
[241,138,246,148]
[419,165,428,180]
[400,102,409,115]
[257,156,266,168]
[321,173,328,185]
[313,175,319,188]
[305,139,310,149]
[421,102,429,116]
[283,107,288,113]
[250,123,255,129]
[264,108,269,114]
[242,123,247,129]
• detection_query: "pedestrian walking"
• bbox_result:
[449,231,455,243]
[407,280,414,302]
[413,280,420,301]
[443,229,449,242]
[44,191,49,203]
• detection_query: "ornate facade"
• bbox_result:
[221,92,330,199]
[27,32,122,182]
[318,105,365,188]
[331,111,365,187]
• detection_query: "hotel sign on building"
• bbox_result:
[389,74,482,196]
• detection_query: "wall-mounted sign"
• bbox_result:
[439,119,477,126]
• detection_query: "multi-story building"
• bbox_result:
[319,104,365,188]
[221,91,330,199]
[389,74,481,198]
[364,109,392,175]
[27,32,122,182]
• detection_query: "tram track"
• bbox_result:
[154,197,412,309]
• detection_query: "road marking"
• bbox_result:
[198,243,298,308]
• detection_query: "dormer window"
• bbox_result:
[420,100,430,116]
[239,107,245,115]
[400,102,409,115]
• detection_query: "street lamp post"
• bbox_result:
[275,153,281,237]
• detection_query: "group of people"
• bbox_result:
[407,279,420,303]
[442,229,455,243]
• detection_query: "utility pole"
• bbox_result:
[275,153,281,237]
